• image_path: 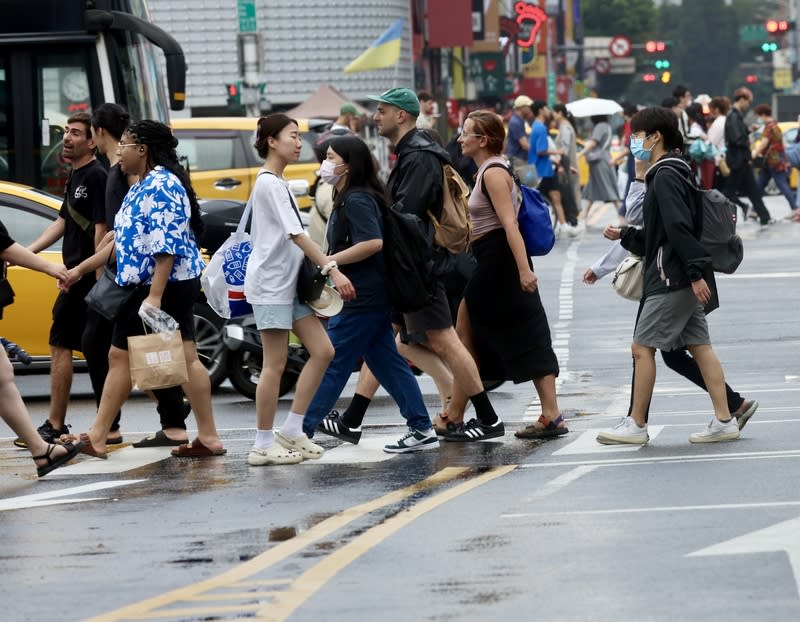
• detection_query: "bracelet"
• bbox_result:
[321,260,338,276]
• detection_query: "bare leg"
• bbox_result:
[396,336,453,413]
[548,189,567,225]
[687,344,730,421]
[353,363,380,399]
[630,343,656,427]
[533,374,560,420]
[180,340,222,450]
[48,346,73,428]
[426,327,484,397]
[84,346,132,456]
[256,329,289,431]
[446,300,478,423]
[288,314,335,415]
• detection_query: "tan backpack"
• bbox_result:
[428,163,472,254]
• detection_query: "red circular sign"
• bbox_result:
[594,58,611,75]
[609,35,632,58]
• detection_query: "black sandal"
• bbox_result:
[32,440,84,477]
[515,414,569,439]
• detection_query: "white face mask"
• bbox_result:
[320,159,346,185]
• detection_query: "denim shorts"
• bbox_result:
[252,298,314,330]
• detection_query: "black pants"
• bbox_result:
[722,164,772,224]
[81,309,188,431]
[627,298,744,422]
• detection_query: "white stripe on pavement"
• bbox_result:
[46,447,174,475]
[0,480,145,511]
[552,426,665,455]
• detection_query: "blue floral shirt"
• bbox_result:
[114,166,205,285]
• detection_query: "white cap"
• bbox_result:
[514,95,534,108]
[308,286,343,318]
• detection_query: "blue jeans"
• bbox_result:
[758,166,795,210]
[302,309,431,437]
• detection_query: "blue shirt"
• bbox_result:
[114,166,205,286]
[506,113,528,161]
[528,120,554,179]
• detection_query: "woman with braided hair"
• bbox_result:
[62,120,225,458]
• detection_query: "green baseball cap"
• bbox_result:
[368,87,420,116]
[340,103,358,115]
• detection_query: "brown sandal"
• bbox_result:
[170,438,226,457]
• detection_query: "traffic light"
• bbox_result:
[645,40,666,53]
[654,59,671,69]
[761,41,779,52]
[765,19,790,33]
[226,82,244,113]
[745,74,759,84]
[660,71,672,84]
[642,73,657,82]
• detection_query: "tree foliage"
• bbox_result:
[582,0,656,37]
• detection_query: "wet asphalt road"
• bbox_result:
[2,196,800,622]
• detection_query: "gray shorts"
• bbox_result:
[633,288,710,351]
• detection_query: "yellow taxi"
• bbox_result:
[171,117,328,209]
[0,181,63,359]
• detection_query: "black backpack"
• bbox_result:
[378,200,436,312]
[693,188,743,274]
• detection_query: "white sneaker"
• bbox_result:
[383,427,440,453]
[566,224,581,237]
[596,416,649,445]
[688,417,740,444]
[248,444,303,466]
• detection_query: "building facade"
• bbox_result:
[148,0,412,115]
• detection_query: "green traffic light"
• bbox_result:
[655,60,671,69]
[761,42,779,52]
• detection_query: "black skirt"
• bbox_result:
[464,228,559,383]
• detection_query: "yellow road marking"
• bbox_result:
[84,467,469,622]
[264,465,517,621]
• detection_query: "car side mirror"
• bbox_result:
[288,179,309,197]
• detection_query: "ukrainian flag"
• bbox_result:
[344,18,405,73]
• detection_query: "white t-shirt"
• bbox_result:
[244,172,306,305]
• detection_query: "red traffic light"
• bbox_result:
[643,73,657,82]
[766,19,789,33]
[745,74,759,84]
[227,83,239,97]
[645,40,666,53]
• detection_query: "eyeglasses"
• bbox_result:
[461,133,485,139]
[117,142,139,149]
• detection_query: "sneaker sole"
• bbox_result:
[248,454,303,466]
[688,430,740,444]
[735,401,758,431]
[317,426,361,444]
[596,433,649,445]
[383,439,440,454]
[442,430,505,442]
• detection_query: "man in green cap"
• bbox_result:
[332,103,359,133]
[369,86,504,445]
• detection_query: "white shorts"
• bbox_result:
[252,298,313,330]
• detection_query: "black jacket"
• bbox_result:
[724,107,751,170]
[387,128,452,221]
[620,155,711,296]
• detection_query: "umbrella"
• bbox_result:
[566,97,623,118]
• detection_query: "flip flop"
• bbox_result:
[171,438,226,458]
[132,430,187,448]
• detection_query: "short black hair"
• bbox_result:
[673,84,689,99]
[622,101,638,117]
[532,100,548,117]
[630,106,683,152]
[661,96,679,109]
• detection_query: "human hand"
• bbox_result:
[603,225,622,240]
[691,278,711,305]
[582,268,598,284]
[520,268,538,293]
[48,263,69,283]
[329,269,355,301]
[142,294,162,310]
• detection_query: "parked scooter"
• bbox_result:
[222,314,309,400]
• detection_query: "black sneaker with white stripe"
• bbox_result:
[316,410,362,444]
[443,418,504,442]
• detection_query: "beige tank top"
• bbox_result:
[469,156,517,238]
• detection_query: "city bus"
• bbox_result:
[0,0,186,194]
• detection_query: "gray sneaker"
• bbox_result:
[383,427,439,453]
[732,400,758,431]
[689,417,740,444]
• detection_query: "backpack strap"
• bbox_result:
[479,162,518,212]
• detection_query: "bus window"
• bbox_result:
[36,53,92,196]
[112,29,169,124]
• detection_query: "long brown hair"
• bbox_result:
[466,110,505,155]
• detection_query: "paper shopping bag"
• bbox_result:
[128,330,188,391]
